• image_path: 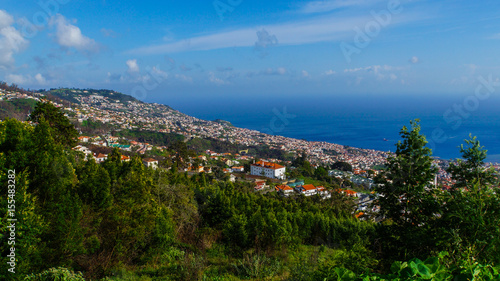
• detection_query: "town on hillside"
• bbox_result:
[2,86,500,207]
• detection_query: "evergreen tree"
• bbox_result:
[374,120,438,227]
[373,120,439,260]
[447,134,498,189]
[28,102,78,148]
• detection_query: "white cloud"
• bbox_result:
[410,56,419,64]
[324,69,336,75]
[5,73,50,86]
[50,14,98,51]
[5,74,30,84]
[151,66,169,80]
[126,10,422,55]
[0,10,29,68]
[0,10,14,29]
[208,71,227,85]
[302,70,310,77]
[35,73,47,84]
[344,65,401,80]
[297,0,383,14]
[175,74,193,83]
[126,59,139,72]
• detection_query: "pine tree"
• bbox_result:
[374,120,438,227]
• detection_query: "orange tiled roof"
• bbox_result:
[302,184,316,191]
[252,161,285,170]
[276,185,293,191]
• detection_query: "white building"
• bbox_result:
[250,161,286,180]
[142,158,158,169]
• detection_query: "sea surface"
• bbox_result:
[158,94,500,163]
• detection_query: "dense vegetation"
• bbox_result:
[0,98,38,121]
[114,129,294,161]
[113,129,185,147]
[1,104,499,280]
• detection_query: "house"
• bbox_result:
[121,155,130,162]
[316,186,331,199]
[72,145,92,159]
[223,168,232,173]
[296,184,318,196]
[275,185,295,196]
[142,158,158,169]
[95,153,108,163]
[250,161,286,180]
[78,136,90,142]
[232,166,244,173]
[254,180,267,191]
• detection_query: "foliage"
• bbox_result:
[311,252,500,281]
[374,119,438,227]
[114,129,184,147]
[28,102,78,148]
[1,114,499,280]
[447,134,498,189]
[24,267,85,281]
[331,161,353,172]
[0,98,38,121]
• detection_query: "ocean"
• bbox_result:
[157,94,500,163]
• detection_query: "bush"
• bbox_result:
[24,267,85,281]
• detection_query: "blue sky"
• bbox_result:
[1,0,500,103]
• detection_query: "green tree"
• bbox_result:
[439,137,500,264]
[331,161,353,172]
[447,134,498,189]
[374,120,438,227]
[374,120,439,260]
[28,102,78,148]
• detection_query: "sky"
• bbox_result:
[1,0,500,104]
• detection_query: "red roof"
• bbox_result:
[302,184,316,191]
[252,161,285,170]
[143,158,157,163]
[276,185,293,191]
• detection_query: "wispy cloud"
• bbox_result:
[344,65,402,80]
[297,0,385,14]
[324,69,337,75]
[126,11,422,55]
[487,33,500,40]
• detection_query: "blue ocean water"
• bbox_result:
[159,94,500,163]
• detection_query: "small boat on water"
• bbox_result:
[383,138,388,141]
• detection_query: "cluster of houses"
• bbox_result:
[72,144,158,168]
[273,181,360,200]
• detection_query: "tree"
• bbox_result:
[373,120,439,260]
[447,134,497,189]
[374,120,438,227]
[439,136,500,264]
[28,102,78,148]
[331,161,353,172]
